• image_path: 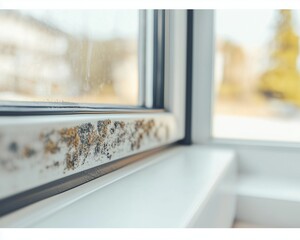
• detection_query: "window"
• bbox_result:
[213,10,300,142]
[0,10,188,216]
[0,10,139,105]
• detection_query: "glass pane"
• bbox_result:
[214,10,300,142]
[0,10,139,105]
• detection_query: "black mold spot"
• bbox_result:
[97,121,104,134]
[101,143,108,155]
[72,152,78,163]
[97,120,111,137]
[22,146,36,158]
[46,161,60,169]
[54,161,59,167]
[94,142,101,155]
[80,145,90,164]
[66,152,79,170]
[77,123,94,145]
[114,121,125,129]
[111,142,116,148]
[114,121,119,128]
[8,142,18,153]
[65,153,72,170]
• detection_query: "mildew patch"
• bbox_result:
[36,118,169,172]
[40,130,60,154]
[8,142,18,153]
[1,158,18,172]
[45,161,60,169]
[65,152,79,170]
[59,127,80,148]
[44,139,60,154]
[1,117,172,175]
[0,114,176,200]
[22,146,36,158]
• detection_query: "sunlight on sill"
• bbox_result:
[213,114,300,142]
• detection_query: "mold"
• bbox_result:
[97,119,111,138]
[77,123,94,145]
[22,146,36,158]
[54,161,59,167]
[3,117,170,174]
[59,127,80,149]
[65,153,72,170]
[97,121,104,133]
[44,139,60,154]
[104,119,112,125]
[94,142,101,156]
[65,152,79,170]
[45,161,60,169]
[128,118,158,151]
[8,142,18,153]
[39,130,55,140]
[1,158,18,172]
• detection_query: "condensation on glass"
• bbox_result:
[0,10,139,105]
[213,10,300,142]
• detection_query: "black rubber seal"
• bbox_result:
[153,10,165,109]
[180,10,193,145]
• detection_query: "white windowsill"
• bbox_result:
[236,174,300,227]
[0,145,236,228]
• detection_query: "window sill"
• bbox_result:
[0,145,236,228]
[236,175,300,227]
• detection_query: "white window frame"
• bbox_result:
[192,10,300,149]
[192,10,300,155]
[192,10,300,227]
[0,10,188,216]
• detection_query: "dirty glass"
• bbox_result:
[0,10,139,105]
[213,10,300,142]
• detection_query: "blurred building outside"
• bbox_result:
[214,10,300,141]
[0,10,139,105]
[216,10,300,118]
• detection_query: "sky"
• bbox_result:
[215,10,300,49]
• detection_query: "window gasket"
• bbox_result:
[0,101,163,116]
[152,10,165,109]
[180,10,193,145]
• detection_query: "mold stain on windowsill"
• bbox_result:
[1,118,170,174]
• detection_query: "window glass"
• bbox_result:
[0,10,139,105]
[214,10,300,142]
